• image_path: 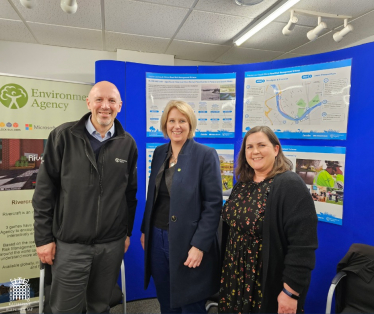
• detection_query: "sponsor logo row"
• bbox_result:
[0,122,33,130]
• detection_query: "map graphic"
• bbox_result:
[243,59,352,140]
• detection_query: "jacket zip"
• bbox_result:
[74,129,122,243]
[96,149,105,241]
[81,137,101,242]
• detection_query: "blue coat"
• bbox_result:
[141,139,222,308]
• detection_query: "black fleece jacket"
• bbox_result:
[33,113,138,247]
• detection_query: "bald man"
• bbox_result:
[33,81,138,313]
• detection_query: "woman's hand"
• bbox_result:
[277,283,298,314]
[140,233,145,250]
[183,246,203,268]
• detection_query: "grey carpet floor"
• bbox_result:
[111,298,218,314]
[8,298,218,314]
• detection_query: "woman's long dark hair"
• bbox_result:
[235,126,293,182]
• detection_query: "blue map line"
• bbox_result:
[271,84,322,121]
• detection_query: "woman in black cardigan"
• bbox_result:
[219,126,318,314]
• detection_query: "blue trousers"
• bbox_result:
[150,227,207,314]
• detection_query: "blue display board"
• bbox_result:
[96,41,374,313]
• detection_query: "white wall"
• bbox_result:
[117,49,174,65]
[0,41,115,83]
[174,59,227,66]
[0,41,227,83]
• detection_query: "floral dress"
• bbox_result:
[219,179,273,313]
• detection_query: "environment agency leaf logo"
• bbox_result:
[0,83,28,109]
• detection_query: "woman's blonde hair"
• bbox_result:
[160,100,197,139]
[235,126,293,182]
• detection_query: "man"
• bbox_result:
[313,161,344,189]
[33,81,138,313]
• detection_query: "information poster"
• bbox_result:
[145,143,163,195]
[243,60,351,139]
[0,74,91,310]
[205,144,234,201]
[146,143,234,201]
[146,73,236,138]
[283,145,346,225]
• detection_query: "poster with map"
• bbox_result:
[243,59,351,139]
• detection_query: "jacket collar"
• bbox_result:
[71,112,126,138]
[165,138,195,155]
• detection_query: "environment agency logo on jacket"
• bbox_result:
[0,84,28,109]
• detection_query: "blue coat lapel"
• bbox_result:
[170,139,194,186]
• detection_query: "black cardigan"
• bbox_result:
[260,171,318,313]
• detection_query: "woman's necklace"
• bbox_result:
[170,154,177,167]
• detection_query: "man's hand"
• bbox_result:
[277,284,298,314]
[183,246,203,268]
[36,242,56,265]
[140,233,145,250]
[124,237,130,253]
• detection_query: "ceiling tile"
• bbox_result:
[105,0,189,38]
[136,0,196,8]
[175,10,252,45]
[28,23,103,50]
[240,21,328,52]
[276,0,374,29]
[195,0,278,17]
[0,19,37,43]
[272,52,307,61]
[0,1,20,20]
[10,0,102,29]
[343,35,374,49]
[346,10,374,37]
[106,31,170,53]
[215,46,282,64]
[166,40,231,62]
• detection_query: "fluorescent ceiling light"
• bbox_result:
[234,0,301,46]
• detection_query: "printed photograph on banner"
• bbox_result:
[0,75,91,139]
[201,84,220,101]
[220,84,236,100]
[283,145,346,225]
[205,144,234,201]
[242,59,352,140]
[0,139,45,191]
[146,73,236,138]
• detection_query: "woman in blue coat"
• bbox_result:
[140,100,222,313]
